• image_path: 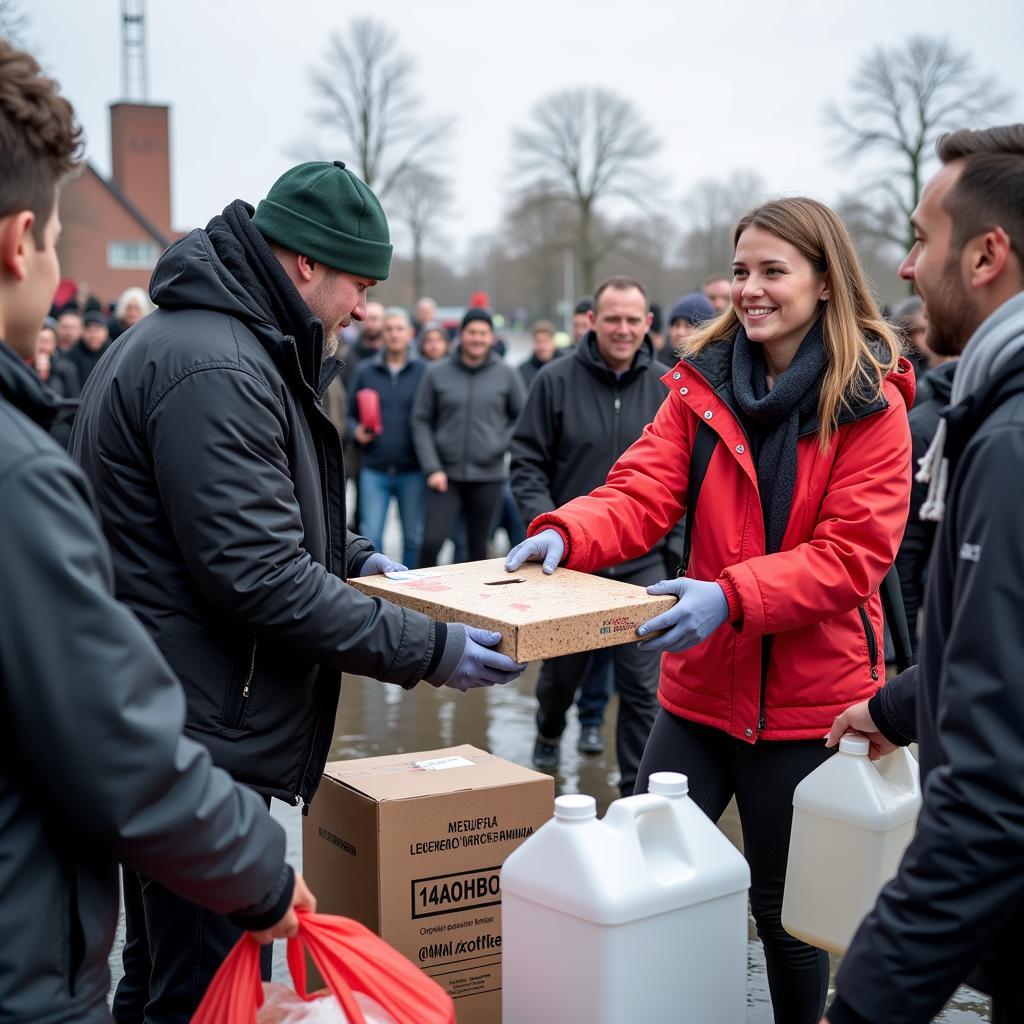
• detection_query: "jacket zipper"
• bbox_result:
[462,370,474,479]
[223,637,258,729]
[857,606,880,681]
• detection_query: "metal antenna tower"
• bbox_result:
[120,0,148,102]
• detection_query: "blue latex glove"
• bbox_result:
[504,529,565,574]
[636,578,729,653]
[359,553,408,576]
[442,627,527,692]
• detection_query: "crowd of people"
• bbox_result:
[2,32,1023,1024]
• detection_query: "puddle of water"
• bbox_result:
[108,644,990,1022]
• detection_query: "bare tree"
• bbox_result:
[828,35,1010,254]
[308,18,454,197]
[388,168,453,302]
[678,171,766,287]
[0,0,30,45]
[513,87,662,293]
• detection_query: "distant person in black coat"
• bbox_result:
[518,319,561,390]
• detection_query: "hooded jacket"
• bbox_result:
[894,358,957,657]
[829,338,1024,1024]
[0,341,289,1024]
[411,348,525,481]
[511,332,674,578]
[70,207,445,805]
[346,350,426,474]
[529,339,914,742]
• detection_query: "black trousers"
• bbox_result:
[536,563,662,797]
[419,479,504,567]
[113,806,273,1023]
[636,710,833,1024]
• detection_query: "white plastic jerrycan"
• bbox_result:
[782,735,921,955]
[501,773,750,1024]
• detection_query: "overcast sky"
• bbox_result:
[26,0,1024,267]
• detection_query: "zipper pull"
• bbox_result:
[242,683,250,699]
[614,397,621,410]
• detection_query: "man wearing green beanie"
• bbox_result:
[69,162,525,1022]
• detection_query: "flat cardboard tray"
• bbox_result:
[349,558,674,661]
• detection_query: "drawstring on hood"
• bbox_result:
[917,291,1024,521]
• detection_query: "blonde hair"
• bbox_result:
[682,197,901,451]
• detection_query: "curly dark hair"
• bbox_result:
[0,38,83,243]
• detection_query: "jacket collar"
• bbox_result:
[0,340,77,430]
[574,331,655,386]
[945,346,1024,464]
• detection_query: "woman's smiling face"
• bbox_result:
[731,226,829,358]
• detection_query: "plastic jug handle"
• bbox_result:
[602,793,671,831]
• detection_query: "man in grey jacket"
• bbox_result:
[0,38,308,1024]
[413,307,525,566]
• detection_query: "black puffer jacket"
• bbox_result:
[0,341,289,1024]
[510,332,674,578]
[70,205,443,805]
[829,345,1024,1024]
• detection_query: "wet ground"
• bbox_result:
[107,331,990,1020]
[110,666,991,1021]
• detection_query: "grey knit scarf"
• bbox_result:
[917,290,1024,521]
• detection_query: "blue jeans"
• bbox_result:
[359,468,425,569]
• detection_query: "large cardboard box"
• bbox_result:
[349,558,674,661]
[303,745,554,1024]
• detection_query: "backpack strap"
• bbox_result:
[880,564,914,673]
[680,421,718,575]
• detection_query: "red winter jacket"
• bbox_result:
[530,341,914,743]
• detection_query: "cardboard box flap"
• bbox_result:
[322,745,549,801]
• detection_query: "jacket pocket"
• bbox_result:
[222,637,258,730]
[60,855,86,996]
[856,606,879,681]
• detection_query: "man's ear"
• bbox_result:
[968,227,1012,289]
[645,311,654,332]
[0,211,36,282]
[295,253,317,284]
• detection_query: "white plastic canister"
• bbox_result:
[782,736,921,955]
[501,774,750,1024]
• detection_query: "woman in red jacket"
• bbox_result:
[506,197,913,1024]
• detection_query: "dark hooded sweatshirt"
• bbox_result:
[510,332,676,578]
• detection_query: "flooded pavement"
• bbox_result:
[272,668,991,1023]
[108,666,991,1022]
[106,663,992,1022]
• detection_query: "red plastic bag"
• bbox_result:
[191,910,455,1024]
[355,389,382,435]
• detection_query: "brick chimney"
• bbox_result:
[109,102,171,238]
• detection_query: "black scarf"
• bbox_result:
[731,321,826,553]
[205,200,324,386]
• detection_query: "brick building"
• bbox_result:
[58,102,177,305]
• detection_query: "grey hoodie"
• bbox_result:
[412,348,526,481]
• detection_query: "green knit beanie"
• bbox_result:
[252,160,392,280]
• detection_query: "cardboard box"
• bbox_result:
[349,558,675,661]
[303,745,554,1024]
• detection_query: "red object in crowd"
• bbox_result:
[355,389,382,435]
[468,291,490,310]
[53,278,77,311]
[191,910,456,1024]
[529,358,915,744]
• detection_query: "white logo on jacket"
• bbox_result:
[958,542,982,562]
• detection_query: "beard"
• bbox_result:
[306,276,350,359]
[923,257,981,357]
